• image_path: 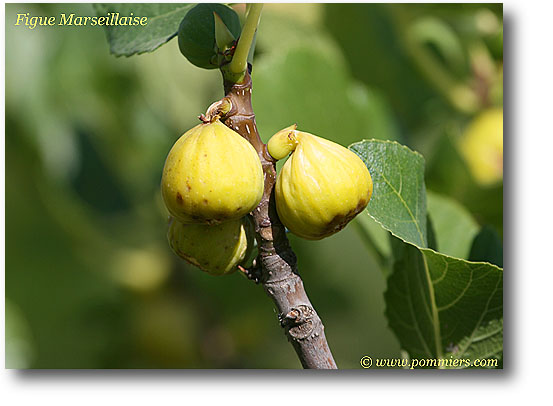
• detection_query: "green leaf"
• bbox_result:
[252,13,399,147]
[353,213,392,261]
[350,141,502,369]
[444,319,503,369]
[94,3,195,56]
[386,236,503,366]
[323,4,438,132]
[349,140,427,248]
[408,17,468,77]
[253,48,387,148]
[6,299,34,368]
[427,191,479,259]
[425,131,503,237]
[177,4,241,69]
[469,226,503,268]
[426,216,438,251]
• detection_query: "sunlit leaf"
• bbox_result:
[94,3,195,56]
[350,140,427,248]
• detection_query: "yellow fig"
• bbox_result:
[167,216,254,276]
[268,126,373,240]
[458,108,503,186]
[161,119,263,224]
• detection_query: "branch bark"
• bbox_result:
[220,69,337,369]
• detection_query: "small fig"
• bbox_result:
[177,3,241,69]
[268,125,373,240]
[458,108,503,186]
[161,119,263,224]
[167,216,254,276]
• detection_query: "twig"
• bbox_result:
[221,70,337,369]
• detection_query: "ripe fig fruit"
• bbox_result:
[458,108,503,186]
[167,216,254,276]
[161,119,264,224]
[268,125,373,240]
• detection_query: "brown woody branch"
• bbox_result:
[220,69,337,369]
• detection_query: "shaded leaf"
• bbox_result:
[425,131,504,237]
[408,16,468,77]
[5,300,34,368]
[386,236,503,366]
[94,3,195,56]
[426,215,438,251]
[350,140,427,248]
[323,4,438,131]
[353,213,392,261]
[469,225,503,267]
[444,318,503,368]
[253,13,399,146]
[427,191,479,259]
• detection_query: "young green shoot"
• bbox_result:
[229,3,263,78]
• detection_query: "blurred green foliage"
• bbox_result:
[5,3,502,368]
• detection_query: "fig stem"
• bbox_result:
[220,70,338,369]
[229,3,263,77]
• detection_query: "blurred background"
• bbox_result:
[5,3,503,368]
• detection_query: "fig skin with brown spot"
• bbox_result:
[269,127,373,240]
[161,119,263,225]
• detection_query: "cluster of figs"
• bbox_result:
[161,114,373,276]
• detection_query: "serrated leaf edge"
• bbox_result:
[352,139,502,366]
[99,4,194,57]
[350,139,427,247]
[349,138,426,161]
